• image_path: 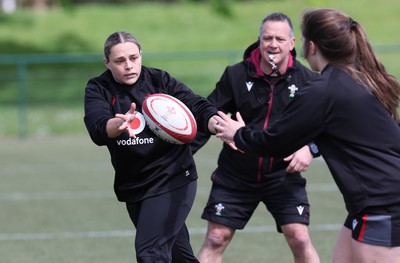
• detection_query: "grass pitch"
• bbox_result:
[0,135,345,262]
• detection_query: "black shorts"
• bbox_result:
[201,171,310,233]
[344,204,400,247]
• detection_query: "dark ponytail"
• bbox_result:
[301,8,400,121]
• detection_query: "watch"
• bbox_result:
[308,143,320,158]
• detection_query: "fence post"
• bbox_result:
[17,59,27,138]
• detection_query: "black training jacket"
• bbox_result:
[84,67,217,202]
[234,64,400,216]
[190,41,318,185]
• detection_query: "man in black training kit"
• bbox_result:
[191,12,320,263]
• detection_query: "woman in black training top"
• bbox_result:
[84,31,218,263]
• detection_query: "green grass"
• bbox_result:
[1,0,400,137]
[0,1,396,261]
[0,135,344,263]
[1,0,400,54]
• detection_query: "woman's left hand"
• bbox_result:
[214,111,245,142]
[284,145,313,173]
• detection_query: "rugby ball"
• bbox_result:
[142,93,197,144]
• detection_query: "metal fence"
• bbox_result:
[0,50,242,137]
[1,45,400,138]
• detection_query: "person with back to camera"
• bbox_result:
[190,12,320,263]
[214,8,400,263]
[84,31,219,263]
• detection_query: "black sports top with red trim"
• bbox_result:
[234,64,400,216]
[190,41,318,186]
[84,67,217,202]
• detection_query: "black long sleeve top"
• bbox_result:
[84,67,218,202]
[234,64,400,216]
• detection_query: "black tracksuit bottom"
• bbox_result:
[126,180,199,263]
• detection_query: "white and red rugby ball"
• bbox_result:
[142,93,197,144]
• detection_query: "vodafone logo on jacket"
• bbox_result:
[116,112,155,146]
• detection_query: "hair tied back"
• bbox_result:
[350,18,357,29]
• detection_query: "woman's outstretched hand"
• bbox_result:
[214,111,245,152]
[115,102,137,138]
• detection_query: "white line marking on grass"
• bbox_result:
[0,183,338,201]
[0,230,135,241]
[0,224,341,241]
[0,190,115,201]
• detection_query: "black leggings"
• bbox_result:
[126,181,199,263]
